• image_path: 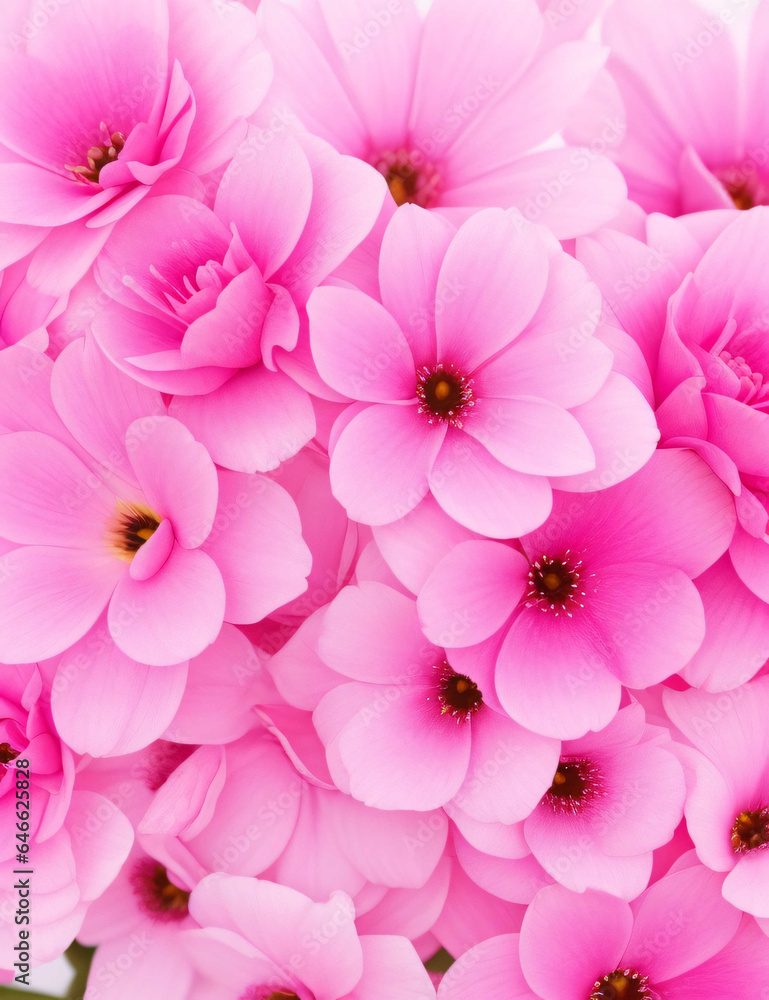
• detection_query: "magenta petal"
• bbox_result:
[170,366,315,474]
[418,540,528,648]
[345,935,436,1000]
[319,582,439,684]
[520,885,632,1000]
[590,563,706,688]
[52,617,187,756]
[129,516,174,581]
[722,852,769,918]
[0,431,114,547]
[436,210,549,372]
[704,393,769,476]
[623,865,742,981]
[127,416,218,548]
[52,336,166,488]
[429,430,552,538]
[0,545,121,662]
[456,707,560,826]
[683,555,769,690]
[496,613,622,738]
[309,285,415,402]
[379,206,456,367]
[438,934,530,1000]
[730,525,769,603]
[325,682,471,810]
[464,396,595,476]
[109,543,225,665]
[200,469,311,623]
[330,404,445,525]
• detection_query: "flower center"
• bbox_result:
[732,808,769,853]
[590,970,652,1000]
[416,365,474,427]
[525,552,586,616]
[109,501,162,562]
[0,742,20,765]
[432,661,483,722]
[131,860,190,922]
[67,124,126,184]
[372,148,442,208]
[718,350,769,406]
[545,759,601,814]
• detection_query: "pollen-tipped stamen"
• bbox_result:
[732,808,769,853]
[525,549,588,617]
[430,661,483,723]
[66,123,126,184]
[108,501,162,562]
[416,364,474,427]
[590,969,653,1000]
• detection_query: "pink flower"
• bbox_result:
[91,131,385,471]
[260,0,626,237]
[0,337,311,665]
[580,209,769,689]
[180,874,436,1000]
[417,448,734,738]
[137,725,449,909]
[519,704,685,898]
[307,581,559,813]
[578,0,769,215]
[664,677,769,918]
[439,860,769,999]
[309,205,657,538]
[0,665,134,969]
[0,0,271,296]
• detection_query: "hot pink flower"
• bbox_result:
[180,874,436,1000]
[438,860,769,999]
[446,704,685,902]
[91,131,385,472]
[309,205,657,537]
[580,208,769,689]
[577,0,769,215]
[0,337,311,665]
[416,448,734,738]
[307,581,559,814]
[0,0,271,295]
[664,677,769,918]
[260,0,626,237]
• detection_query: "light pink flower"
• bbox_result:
[664,677,769,918]
[0,0,271,296]
[137,725,449,910]
[417,448,734,738]
[439,860,769,999]
[180,874,435,1000]
[0,337,311,665]
[577,0,769,215]
[0,665,133,969]
[260,0,626,237]
[310,205,657,537]
[91,131,385,471]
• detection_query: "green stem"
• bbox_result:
[0,990,58,1000]
[65,941,95,999]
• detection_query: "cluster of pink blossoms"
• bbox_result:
[3,0,769,997]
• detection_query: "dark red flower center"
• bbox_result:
[545,758,601,814]
[0,743,20,765]
[590,970,652,1000]
[373,148,441,207]
[732,808,769,853]
[525,551,586,616]
[67,127,126,184]
[109,501,162,561]
[131,860,190,921]
[433,662,483,722]
[416,365,474,427]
